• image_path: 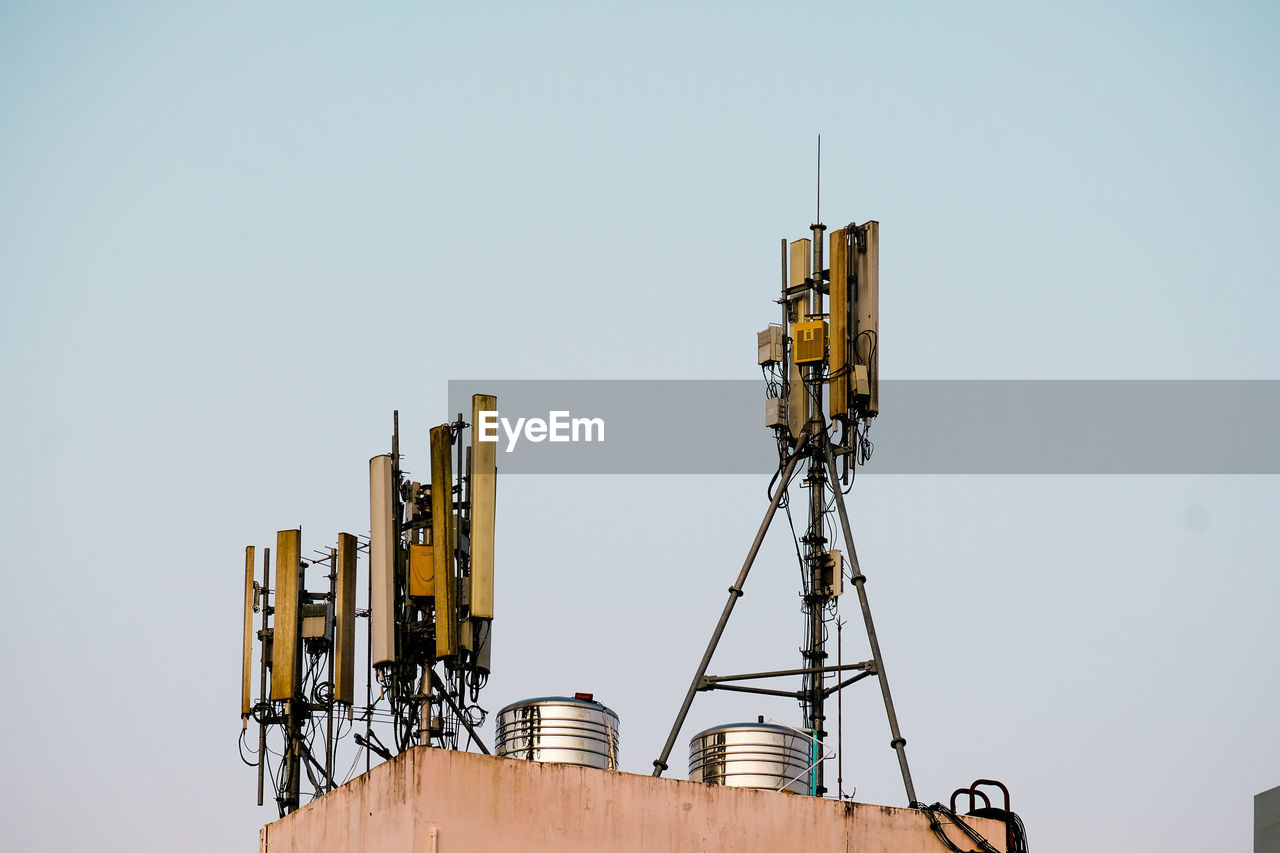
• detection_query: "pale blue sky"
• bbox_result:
[1,2,1276,851]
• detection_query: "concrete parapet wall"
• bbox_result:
[261,747,1006,853]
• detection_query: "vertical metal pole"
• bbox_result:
[285,701,301,813]
[455,412,465,681]
[325,548,337,791]
[366,536,372,777]
[392,411,400,466]
[804,449,827,796]
[368,418,378,775]
[837,617,844,799]
[651,430,811,776]
[256,546,270,807]
[439,412,465,743]
[820,429,918,805]
[424,666,440,742]
[285,547,303,813]
[781,238,788,302]
[391,412,403,752]
[781,238,789,399]
[810,223,824,319]
[804,222,828,797]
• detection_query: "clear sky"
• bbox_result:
[1,2,1276,851]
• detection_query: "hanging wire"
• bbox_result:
[238,727,260,767]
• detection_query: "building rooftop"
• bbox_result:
[260,747,1008,853]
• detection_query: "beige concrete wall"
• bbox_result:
[261,748,1006,853]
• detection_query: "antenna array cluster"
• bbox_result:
[764,221,879,442]
[238,212,909,809]
[654,217,917,805]
[239,395,498,816]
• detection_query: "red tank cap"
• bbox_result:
[574,692,594,702]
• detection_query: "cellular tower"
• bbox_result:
[651,218,914,803]
[238,209,1028,853]
[239,397,498,816]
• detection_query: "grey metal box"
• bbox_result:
[765,397,787,429]
[757,326,783,365]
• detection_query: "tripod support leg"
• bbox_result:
[820,428,918,805]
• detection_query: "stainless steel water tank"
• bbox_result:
[688,722,811,794]
[496,696,619,770]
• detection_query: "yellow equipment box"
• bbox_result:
[793,320,827,365]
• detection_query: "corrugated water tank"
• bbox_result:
[496,695,619,770]
[689,722,811,794]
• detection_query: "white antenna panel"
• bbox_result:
[369,454,396,667]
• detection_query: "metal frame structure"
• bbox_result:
[652,220,917,805]
[372,408,494,759]
[239,400,498,817]
[241,534,363,814]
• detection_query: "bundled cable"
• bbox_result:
[918,802,1003,853]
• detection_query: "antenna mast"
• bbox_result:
[239,396,499,816]
[816,133,821,224]
[652,198,916,804]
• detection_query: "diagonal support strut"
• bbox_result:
[819,420,918,805]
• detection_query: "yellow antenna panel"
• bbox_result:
[828,228,850,418]
[787,301,806,437]
[270,529,301,701]
[409,543,435,598]
[241,545,255,718]
[334,532,358,705]
[469,394,497,620]
[430,425,458,658]
[854,221,880,416]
